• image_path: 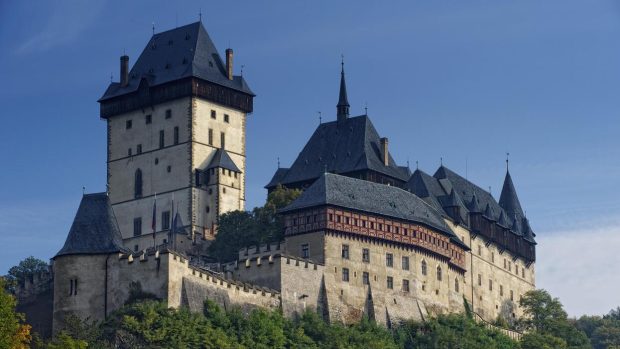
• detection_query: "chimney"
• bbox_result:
[225,48,233,80]
[120,55,129,87]
[380,137,389,166]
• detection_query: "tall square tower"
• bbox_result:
[98,22,254,258]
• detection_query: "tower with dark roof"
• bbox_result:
[337,61,350,121]
[98,22,254,257]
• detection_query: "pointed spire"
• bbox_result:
[447,189,460,207]
[511,213,521,233]
[522,217,536,243]
[336,56,350,122]
[468,193,482,213]
[499,169,525,219]
[497,210,508,228]
[484,203,494,220]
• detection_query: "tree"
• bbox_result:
[0,278,31,349]
[209,185,301,262]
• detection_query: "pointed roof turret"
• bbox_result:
[497,210,509,228]
[468,192,482,213]
[499,170,525,219]
[206,149,241,172]
[336,59,350,122]
[484,203,494,220]
[522,217,536,243]
[55,193,127,258]
[446,189,460,207]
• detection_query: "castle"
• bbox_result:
[15,21,536,337]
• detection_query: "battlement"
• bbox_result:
[15,268,53,303]
[238,241,283,261]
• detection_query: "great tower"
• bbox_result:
[98,22,254,259]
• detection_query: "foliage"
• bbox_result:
[0,278,31,349]
[576,308,620,349]
[518,289,591,349]
[208,185,301,262]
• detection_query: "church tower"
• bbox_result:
[98,22,254,258]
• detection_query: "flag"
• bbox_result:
[152,194,157,246]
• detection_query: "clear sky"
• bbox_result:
[1,0,619,317]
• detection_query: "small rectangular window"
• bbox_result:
[128,148,132,156]
[342,268,349,282]
[162,211,171,230]
[387,276,393,289]
[220,132,225,149]
[211,110,216,119]
[224,114,230,123]
[145,114,152,124]
[126,120,132,129]
[134,245,139,251]
[386,253,393,267]
[362,272,369,285]
[341,244,349,259]
[165,109,172,119]
[208,129,213,145]
[402,279,410,292]
[159,130,165,148]
[362,248,370,263]
[402,256,409,270]
[137,144,142,154]
[500,285,504,297]
[133,217,142,237]
[489,279,493,291]
[478,274,482,286]
[174,127,179,145]
[301,244,309,259]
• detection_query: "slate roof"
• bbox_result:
[499,171,525,219]
[266,168,290,188]
[206,149,241,172]
[281,173,467,248]
[266,115,409,188]
[55,193,127,257]
[100,22,253,101]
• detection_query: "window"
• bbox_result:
[211,110,216,119]
[137,144,142,154]
[437,266,442,281]
[208,128,213,145]
[134,169,143,198]
[146,114,152,124]
[206,206,210,213]
[221,132,225,149]
[515,265,519,275]
[387,276,393,289]
[69,279,78,296]
[403,279,410,292]
[386,253,393,267]
[301,244,309,259]
[362,248,370,263]
[165,109,172,119]
[341,244,349,259]
[133,217,142,236]
[478,274,482,286]
[162,211,171,230]
[500,285,504,297]
[159,130,165,148]
[478,245,482,256]
[174,127,179,145]
[522,269,525,278]
[491,252,495,263]
[128,148,132,156]
[224,114,230,123]
[508,261,512,272]
[489,279,493,291]
[510,290,514,301]
[126,120,132,129]
[134,245,139,251]
[504,259,507,268]
[362,272,369,285]
[421,260,427,276]
[402,256,410,270]
[342,268,349,282]
[455,278,459,293]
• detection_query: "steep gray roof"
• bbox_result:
[100,22,253,101]
[55,193,126,257]
[281,173,466,247]
[265,168,290,188]
[267,115,409,188]
[206,149,241,172]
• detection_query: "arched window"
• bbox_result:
[421,260,427,276]
[134,169,143,198]
[437,266,442,281]
[455,278,459,292]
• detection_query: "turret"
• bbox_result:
[336,60,350,122]
[499,170,524,219]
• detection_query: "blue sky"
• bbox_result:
[1,0,619,316]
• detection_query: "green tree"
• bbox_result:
[521,332,567,349]
[0,278,31,349]
[5,256,48,292]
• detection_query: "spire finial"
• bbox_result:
[240,64,244,76]
[506,152,510,172]
[364,102,368,115]
[440,157,443,166]
[416,160,419,170]
[152,22,155,35]
[199,8,202,22]
[110,72,113,83]
[341,54,344,70]
[336,55,350,121]
[277,157,280,168]
[318,111,322,124]
[82,186,85,196]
